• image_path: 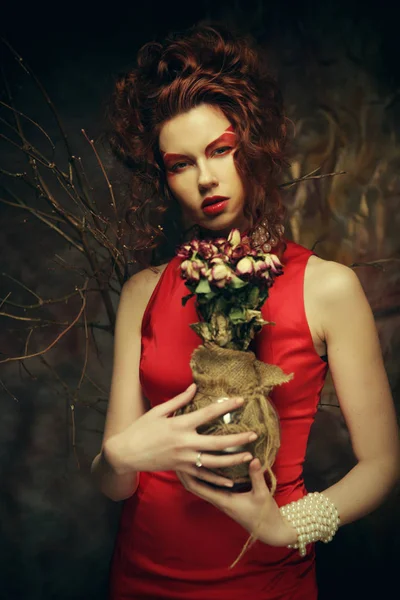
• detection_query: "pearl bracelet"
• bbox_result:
[279,491,340,557]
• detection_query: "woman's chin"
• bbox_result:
[197,215,248,237]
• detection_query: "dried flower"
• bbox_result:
[176,245,190,259]
[236,256,254,276]
[198,240,219,260]
[209,263,234,288]
[176,227,284,350]
[227,228,241,247]
[181,259,204,282]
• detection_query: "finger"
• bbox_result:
[157,383,197,417]
[181,396,244,429]
[183,449,253,470]
[248,458,267,495]
[180,467,235,489]
[194,430,258,452]
[179,472,232,506]
[175,470,189,488]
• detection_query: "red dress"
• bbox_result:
[109,240,329,599]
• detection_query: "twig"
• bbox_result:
[81,129,125,287]
[0,280,88,364]
[24,328,34,356]
[279,170,346,189]
[79,232,116,331]
[0,287,97,309]
[19,359,37,381]
[1,272,42,301]
[2,165,126,274]
[39,355,78,401]
[350,258,400,270]
[76,156,94,194]
[81,129,118,221]
[76,287,89,391]
[70,404,80,469]
[52,255,89,279]
[0,100,55,149]
[0,378,19,402]
[34,169,82,230]
[0,312,69,325]
[83,372,108,397]
[0,168,25,179]
[0,132,54,170]
[1,38,95,212]
[0,291,12,310]
[3,318,113,332]
[0,116,53,168]
[0,193,84,253]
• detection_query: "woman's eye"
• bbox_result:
[169,147,232,172]
[213,146,232,155]
[170,161,189,172]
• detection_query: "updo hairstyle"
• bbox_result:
[108,22,289,266]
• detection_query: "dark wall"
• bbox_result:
[1,2,399,599]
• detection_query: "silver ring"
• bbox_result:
[195,452,203,468]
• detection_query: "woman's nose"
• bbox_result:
[197,162,218,189]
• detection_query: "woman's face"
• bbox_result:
[159,103,248,236]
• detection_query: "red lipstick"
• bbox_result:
[201,195,229,208]
[201,196,229,216]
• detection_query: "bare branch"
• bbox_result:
[0,100,56,150]
[0,167,26,178]
[39,357,108,416]
[24,328,34,356]
[81,129,118,220]
[0,192,85,253]
[279,170,346,189]
[79,232,116,331]
[0,291,12,310]
[0,286,99,310]
[350,258,400,270]
[0,132,54,170]
[0,312,69,325]
[1,38,95,210]
[0,279,89,364]
[81,129,126,287]
[70,404,80,469]
[76,287,89,391]
[83,372,108,397]
[0,378,19,402]
[1,272,42,301]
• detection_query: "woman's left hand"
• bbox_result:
[176,457,297,547]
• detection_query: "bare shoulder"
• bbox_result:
[307,255,362,302]
[307,255,370,340]
[115,262,170,333]
[306,255,400,472]
[123,262,170,301]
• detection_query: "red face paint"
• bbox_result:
[161,124,236,174]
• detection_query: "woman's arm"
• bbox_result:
[174,259,400,551]
[90,268,158,502]
[314,260,400,525]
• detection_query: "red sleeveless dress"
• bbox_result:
[109,239,329,599]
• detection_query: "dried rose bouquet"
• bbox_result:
[175,229,293,493]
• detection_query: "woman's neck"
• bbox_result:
[181,218,251,242]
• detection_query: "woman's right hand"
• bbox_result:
[104,383,258,488]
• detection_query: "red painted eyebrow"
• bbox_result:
[161,124,236,163]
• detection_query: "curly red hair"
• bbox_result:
[108,21,289,268]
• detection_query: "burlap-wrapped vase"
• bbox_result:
[176,341,293,494]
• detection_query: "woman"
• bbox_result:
[91,22,400,599]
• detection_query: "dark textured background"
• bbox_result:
[1,1,399,598]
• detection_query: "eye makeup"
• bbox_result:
[161,124,236,173]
